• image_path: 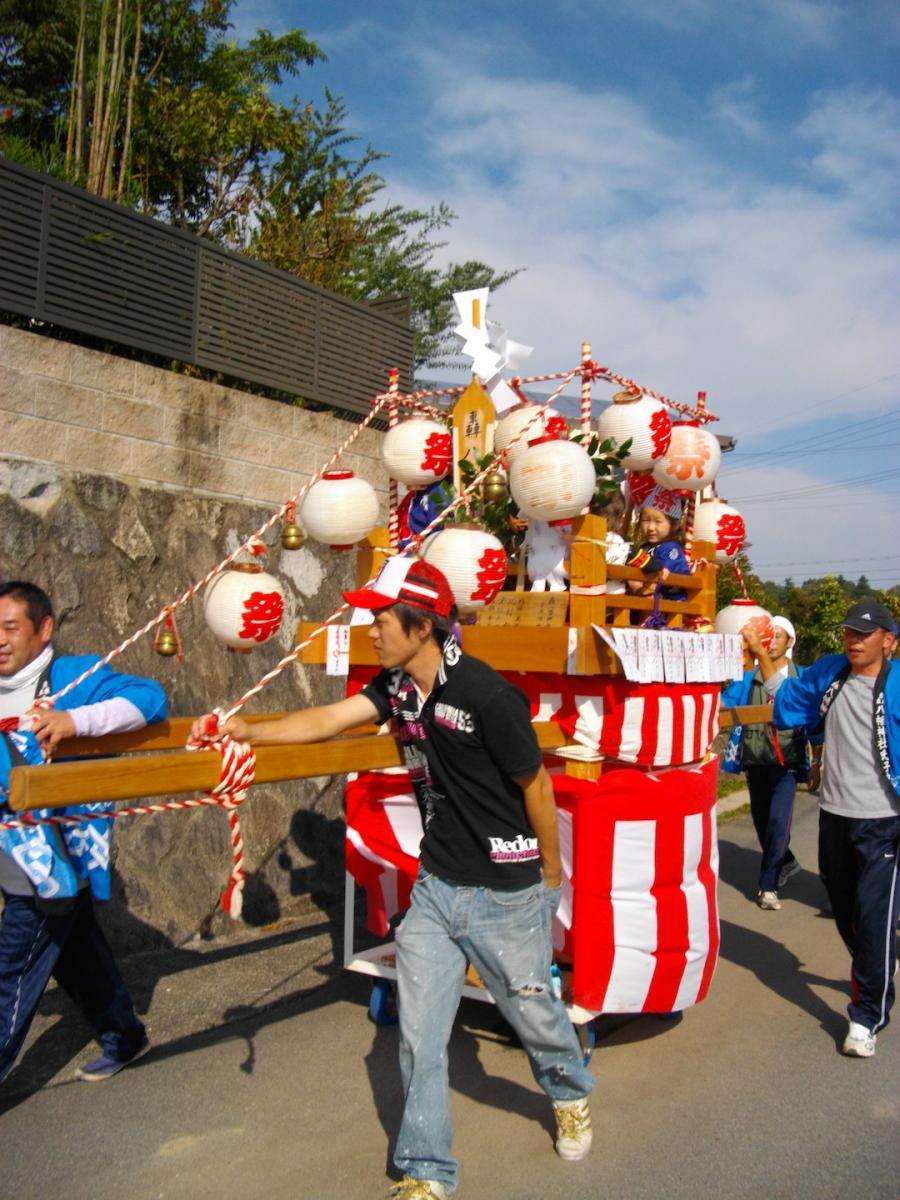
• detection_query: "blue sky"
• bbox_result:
[233,1,899,588]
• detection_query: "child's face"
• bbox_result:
[639,506,673,544]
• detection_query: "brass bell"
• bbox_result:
[281,502,304,550]
[281,520,305,550]
[481,470,508,505]
[154,627,179,657]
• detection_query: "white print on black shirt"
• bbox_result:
[433,701,475,733]
[488,833,540,863]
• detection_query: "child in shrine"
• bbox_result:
[625,487,690,603]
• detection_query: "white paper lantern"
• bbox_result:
[693,500,746,564]
[300,469,379,550]
[382,418,452,488]
[509,434,596,524]
[421,527,508,614]
[652,422,721,492]
[596,392,672,471]
[203,565,285,650]
[715,597,774,649]
[494,404,568,466]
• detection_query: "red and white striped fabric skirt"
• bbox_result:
[345,756,720,1014]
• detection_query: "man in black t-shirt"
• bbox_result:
[210,556,595,1200]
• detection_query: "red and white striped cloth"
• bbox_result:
[344,758,720,1013]
[513,672,720,768]
[347,667,720,770]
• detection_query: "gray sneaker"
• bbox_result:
[777,860,801,888]
[553,1097,592,1161]
[757,890,781,910]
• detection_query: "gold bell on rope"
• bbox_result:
[154,626,179,657]
[281,502,304,550]
[481,470,508,505]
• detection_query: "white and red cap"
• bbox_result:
[343,556,455,618]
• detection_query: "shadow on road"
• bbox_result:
[717,836,830,912]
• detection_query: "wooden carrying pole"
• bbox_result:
[6,705,770,814]
[7,723,568,813]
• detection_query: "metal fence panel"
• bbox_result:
[0,157,414,412]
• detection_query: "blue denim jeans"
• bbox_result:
[0,889,145,1082]
[393,870,595,1192]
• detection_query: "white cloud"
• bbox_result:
[380,60,899,442]
[723,462,897,585]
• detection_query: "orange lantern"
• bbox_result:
[715,598,773,649]
[652,421,721,492]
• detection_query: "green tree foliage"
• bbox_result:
[0,0,516,367]
[715,551,899,664]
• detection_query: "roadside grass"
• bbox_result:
[716,770,750,825]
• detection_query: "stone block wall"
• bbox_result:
[0,325,391,952]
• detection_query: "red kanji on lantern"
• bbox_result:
[648,409,670,459]
[661,428,711,481]
[420,431,452,476]
[470,547,507,604]
[239,591,285,643]
[717,513,745,557]
[627,471,657,508]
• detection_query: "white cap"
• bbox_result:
[771,615,796,658]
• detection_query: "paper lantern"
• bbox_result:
[203,564,285,650]
[715,598,773,649]
[693,500,746,564]
[382,418,452,488]
[596,391,672,471]
[509,434,596,525]
[300,470,379,550]
[494,404,568,466]
[652,422,721,492]
[421,527,508,614]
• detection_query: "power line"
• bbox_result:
[725,408,900,471]
[729,375,900,442]
[730,466,900,503]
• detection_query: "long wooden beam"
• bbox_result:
[7,724,569,812]
[6,704,771,813]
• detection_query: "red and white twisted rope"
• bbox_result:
[183,713,257,918]
[387,369,401,553]
[580,342,593,436]
[408,370,581,548]
[43,393,391,708]
[590,365,717,424]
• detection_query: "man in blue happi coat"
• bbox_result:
[0,580,166,1083]
[744,599,899,1059]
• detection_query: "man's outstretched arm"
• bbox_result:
[200,692,382,747]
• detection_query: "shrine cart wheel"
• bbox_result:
[368,978,399,1026]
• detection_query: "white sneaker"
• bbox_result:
[387,1179,447,1200]
[757,890,781,911]
[553,1097,593,1161]
[842,1021,876,1058]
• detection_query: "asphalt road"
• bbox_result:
[2,792,898,1200]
